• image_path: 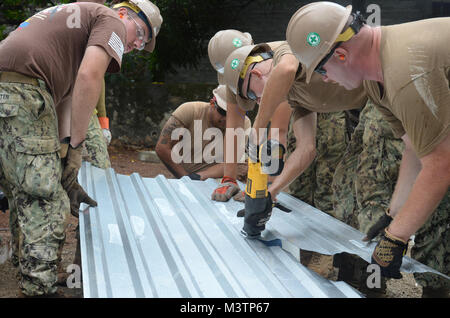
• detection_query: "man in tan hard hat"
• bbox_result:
[208,29,254,81]
[286,1,449,296]
[223,40,368,199]
[208,34,293,202]
[156,85,251,181]
[0,0,162,297]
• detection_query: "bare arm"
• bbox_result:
[267,101,293,146]
[388,135,422,216]
[253,54,298,144]
[268,112,317,199]
[155,116,189,178]
[70,45,111,147]
[224,102,246,180]
[388,133,450,241]
[197,163,225,180]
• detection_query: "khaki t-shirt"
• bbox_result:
[273,42,368,121]
[364,18,450,158]
[171,101,251,173]
[0,3,125,107]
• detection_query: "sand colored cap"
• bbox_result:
[212,85,227,111]
[286,1,352,83]
[223,43,271,111]
[208,29,254,74]
[117,0,163,52]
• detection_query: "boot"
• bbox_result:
[300,250,337,280]
[334,252,387,298]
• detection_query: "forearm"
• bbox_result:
[388,145,422,216]
[96,78,107,118]
[269,112,317,197]
[388,134,450,240]
[156,145,188,178]
[197,163,225,180]
[70,75,102,146]
[268,146,316,197]
[388,164,449,241]
[224,103,245,179]
[267,101,292,147]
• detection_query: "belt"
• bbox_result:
[0,71,46,89]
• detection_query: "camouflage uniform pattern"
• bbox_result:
[0,81,70,296]
[83,114,111,169]
[287,112,348,215]
[412,190,450,290]
[332,100,404,231]
[314,112,348,214]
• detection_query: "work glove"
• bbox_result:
[102,129,112,145]
[211,176,240,202]
[66,181,98,217]
[61,140,84,191]
[60,138,97,216]
[233,191,245,202]
[371,229,409,279]
[98,117,111,145]
[0,190,8,213]
[362,209,393,241]
[187,172,201,181]
[260,139,286,176]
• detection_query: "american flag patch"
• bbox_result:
[108,31,124,62]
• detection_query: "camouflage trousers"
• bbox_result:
[332,100,404,231]
[287,111,348,215]
[83,115,111,169]
[0,81,70,296]
[412,190,450,290]
[332,100,449,289]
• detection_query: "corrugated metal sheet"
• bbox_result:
[78,163,447,298]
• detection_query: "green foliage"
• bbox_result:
[0,0,281,83]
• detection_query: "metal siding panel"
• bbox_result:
[77,163,447,298]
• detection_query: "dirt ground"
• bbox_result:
[0,143,422,298]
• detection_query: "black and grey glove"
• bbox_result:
[371,229,408,279]
[363,209,393,241]
[187,172,201,181]
[260,139,286,176]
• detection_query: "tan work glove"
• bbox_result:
[232,191,245,202]
[66,181,97,217]
[211,176,240,202]
[60,138,97,216]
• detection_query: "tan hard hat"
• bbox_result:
[223,43,271,111]
[208,29,254,74]
[286,2,352,83]
[213,85,227,111]
[114,1,163,52]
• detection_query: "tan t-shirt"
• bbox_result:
[273,42,368,121]
[364,18,450,157]
[0,3,125,107]
[171,101,251,173]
